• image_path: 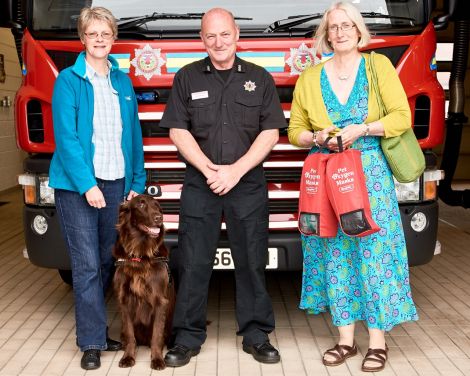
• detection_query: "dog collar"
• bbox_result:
[115,257,141,265]
[114,256,172,285]
[115,256,169,266]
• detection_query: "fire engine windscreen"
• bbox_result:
[31,0,427,33]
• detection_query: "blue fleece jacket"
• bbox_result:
[49,52,146,195]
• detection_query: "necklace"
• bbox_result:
[334,57,358,81]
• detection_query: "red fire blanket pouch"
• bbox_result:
[325,136,380,237]
[298,145,338,237]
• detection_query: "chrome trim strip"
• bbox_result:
[144,145,177,152]
[143,143,303,152]
[158,191,299,200]
[164,220,296,230]
[139,110,291,121]
[138,112,163,120]
[145,161,304,169]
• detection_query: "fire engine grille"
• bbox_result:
[142,122,169,137]
[47,51,79,71]
[134,88,295,105]
[160,199,298,215]
[142,122,289,137]
[413,95,431,139]
[147,168,302,184]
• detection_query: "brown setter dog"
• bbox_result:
[113,195,175,370]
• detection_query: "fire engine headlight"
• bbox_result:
[410,212,427,232]
[38,176,55,205]
[18,174,37,204]
[394,179,420,202]
[32,215,48,235]
[423,170,444,201]
[18,174,55,206]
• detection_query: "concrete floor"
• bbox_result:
[1,187,470,375]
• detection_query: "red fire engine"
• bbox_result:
[0,0,456,283]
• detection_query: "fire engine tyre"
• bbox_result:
[58,269,73,286]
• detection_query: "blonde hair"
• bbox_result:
[315,1,371,55]
[77,7,117,40]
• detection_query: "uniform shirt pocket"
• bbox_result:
[188,96,216,137]
[235,93,263,129]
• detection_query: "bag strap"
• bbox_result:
[311,136,333,154]
[322,136,332,150]
[323,135,344,153]
[369,52,386,118]
[336,135,344,153]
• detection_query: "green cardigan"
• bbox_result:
[287,53,411,146]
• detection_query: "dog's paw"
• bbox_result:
[119,356,136,368]
[151,357,166,370]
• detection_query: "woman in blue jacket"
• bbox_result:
[49,6,145,370]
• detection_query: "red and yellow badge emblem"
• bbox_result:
[131,44,166,80]
[285,43,320,75]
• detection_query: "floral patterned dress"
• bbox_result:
[299,57,418,331]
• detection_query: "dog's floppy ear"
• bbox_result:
[117,200,131,229]
[119,200,131,214]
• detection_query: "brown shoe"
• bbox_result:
[361,344,388,372]
[322,343,358,366]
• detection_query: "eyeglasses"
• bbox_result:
[328,24,356,33]
[84,31,114,40]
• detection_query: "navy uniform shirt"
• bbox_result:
[160,56,286,165]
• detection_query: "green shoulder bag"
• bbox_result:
[369,52,425,183]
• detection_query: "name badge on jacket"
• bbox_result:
[191,91,209,100]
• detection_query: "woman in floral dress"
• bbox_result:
[288,2,418,372]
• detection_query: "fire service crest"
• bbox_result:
[285,43,320,75]
[131,44,166,80]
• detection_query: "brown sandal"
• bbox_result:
[322,343,358,366]
[361,345,389,372]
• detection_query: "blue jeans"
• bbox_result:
[55,178,125,351]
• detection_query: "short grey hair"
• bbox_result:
[77,7,117,41]
[201,8,237,31]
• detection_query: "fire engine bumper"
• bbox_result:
[399,200,439,267]
[165,231,304,271]
[23,202,437,271]
[23,204,304,271]
[23,205,70,269]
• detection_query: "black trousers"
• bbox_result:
[172,165,275,349]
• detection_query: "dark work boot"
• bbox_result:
[164,344,200,367]
[81,349,101,370]
[243,341,281,363]
[106,327,122,351]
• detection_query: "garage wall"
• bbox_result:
[0,27,24,191]
[435,1,470,180]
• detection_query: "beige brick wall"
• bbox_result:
[0,28,25,192]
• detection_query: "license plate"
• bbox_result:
[213,248,278,270]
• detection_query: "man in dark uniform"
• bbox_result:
[160,8,286,367]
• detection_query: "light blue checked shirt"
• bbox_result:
[86,61,125,180]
